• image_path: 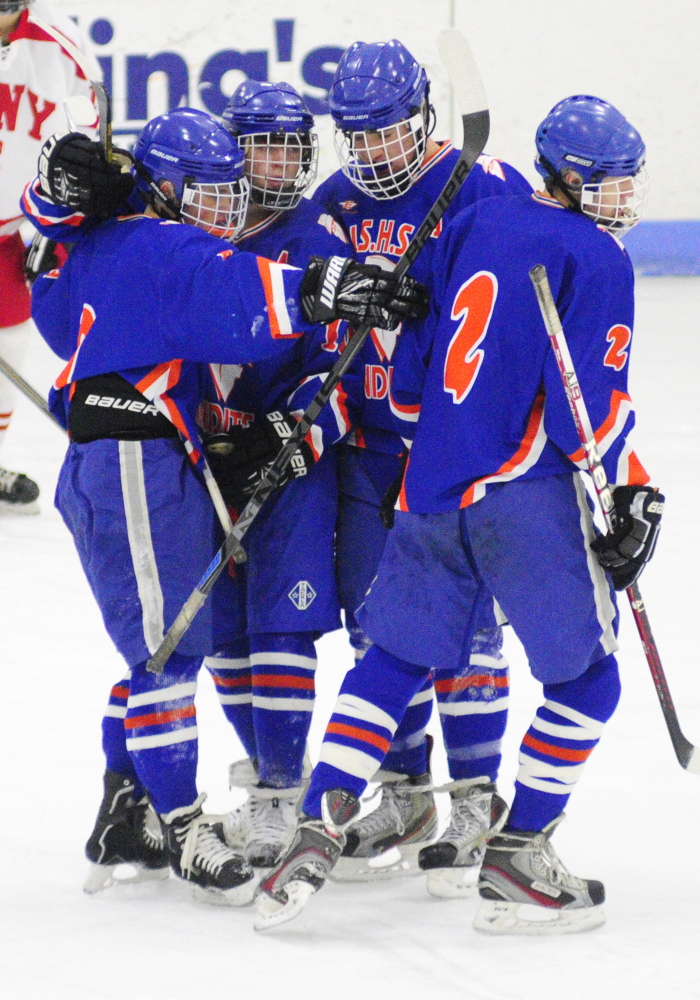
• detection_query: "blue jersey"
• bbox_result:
[313,145,533,455]
[391,192,650,514]
[197,198,357,453]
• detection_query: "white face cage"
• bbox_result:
[180,178,250,240]
[334,111,428,201]
[579,168,649,237]
[242,132,319,211]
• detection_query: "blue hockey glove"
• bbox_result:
[591,485,664,590]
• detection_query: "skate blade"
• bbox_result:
[83,862,170,894]
[0,500,40,516]
[473,899,606,935]
[254,880,316,930]
[191,875,257,908]
[426,865,479,899]
[331,844,424,882]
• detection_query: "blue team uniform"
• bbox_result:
[313,146,533,640]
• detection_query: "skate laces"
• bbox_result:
[531,837,586,891]
[354,784,408,838]
[180,815,239,878]
[0,469,19,490]
[248,790,298,845]
[443,790,491,845]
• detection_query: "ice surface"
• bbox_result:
[1,278,699,1000]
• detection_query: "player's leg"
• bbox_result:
[464,473,618,933]
[0,232,39,513]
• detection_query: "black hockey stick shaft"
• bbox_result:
[146,30,490,674]
[530,264,700,774]
[0,353,64,432]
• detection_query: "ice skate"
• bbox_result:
[254,789,360,931]
[83,770,169,893]
[332,766,438,882]
[162,793,256,906]
[418,778,508,898]
[0,467,39,515]
[474,816,606,935]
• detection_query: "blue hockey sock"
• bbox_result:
[204,638,256,761]
[125,653,201,815]
[382,674,434,776]
[250,632,316,788]
[508,653,621,832]
[304,644,431,818]
[436,627,509,782]
[101,670,143,795]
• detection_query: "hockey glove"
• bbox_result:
[203,411,317,508]
[38,131,135,219]
[590,485,665,590]
[301,255,430,330]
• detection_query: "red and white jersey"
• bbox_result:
[0,1,99,235]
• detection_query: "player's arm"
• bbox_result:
[31,267,75,361]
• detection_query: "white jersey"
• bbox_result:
[0,0,100,235]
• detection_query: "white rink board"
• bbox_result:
[54,0,700,218]
[1,279,699,998]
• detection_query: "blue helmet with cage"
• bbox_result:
[221,81,318,211]
[329,39,429,131]
[222,80,314,136]
[329,40,432,201]
[132,108,248,239]
[535,95,648,234]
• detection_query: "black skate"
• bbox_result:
[162,793,256,906]
[418,778,508,898]
[254,789,360,931]
[475,816,606,935]
[0,467,39,515]
[84,770,169,893]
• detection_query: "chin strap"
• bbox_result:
[131,159,181,221]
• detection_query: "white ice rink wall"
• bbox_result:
[58,0,700,273]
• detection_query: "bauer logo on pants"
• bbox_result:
[289,581,317,611]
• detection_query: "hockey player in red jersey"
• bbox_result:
[256,95,663,934]
[0,0,98,511]
[312,37,531,884]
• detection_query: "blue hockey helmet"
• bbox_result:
[329,39,429,131]
[535,95,648,234]
[132,107,249,238]
[329,40,432,201]
[222,81,318,211]
[222,80,314,136]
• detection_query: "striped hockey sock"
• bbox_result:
[304,644,431,818]
[382,674,434,776]
[204,638,256,760]
[100,669,144,797]
[436,627,509,782]
[250,632,317,789]
[125,654,201,815]
[509,653,621,831]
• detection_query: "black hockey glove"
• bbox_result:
[24,234,60,284]
[380,449,410,529]
[38,131,135,218]
[203,411,317,508]
[301,255,430,330]
[590,485,665,590]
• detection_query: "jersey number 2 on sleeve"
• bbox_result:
[603,324,632,371]
[443,271,498,404]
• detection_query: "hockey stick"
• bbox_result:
[0,353,64,432]
[529,264,700,775]
[146,27,490,674]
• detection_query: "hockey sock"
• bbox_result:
[250,632,317,789]
[382,674,434,776]
[0,320,32,448]
[345,610,373,661]
[204,638,256,760]
[508,653,621,832]
[436,627,509,782]
[125,653,201,815]
[100,669,144,798]
[304,644,431,818]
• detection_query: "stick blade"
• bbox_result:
[437,28,488,117]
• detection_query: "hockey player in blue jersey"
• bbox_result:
[312,38,532,884]
[24,106,426,903]
[197,81,361,868]
[256,96,663,934]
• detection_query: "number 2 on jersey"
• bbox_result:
[443,271,498,404]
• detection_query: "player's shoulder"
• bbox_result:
[312,170,358,211]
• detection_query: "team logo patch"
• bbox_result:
[288,581,316,611]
